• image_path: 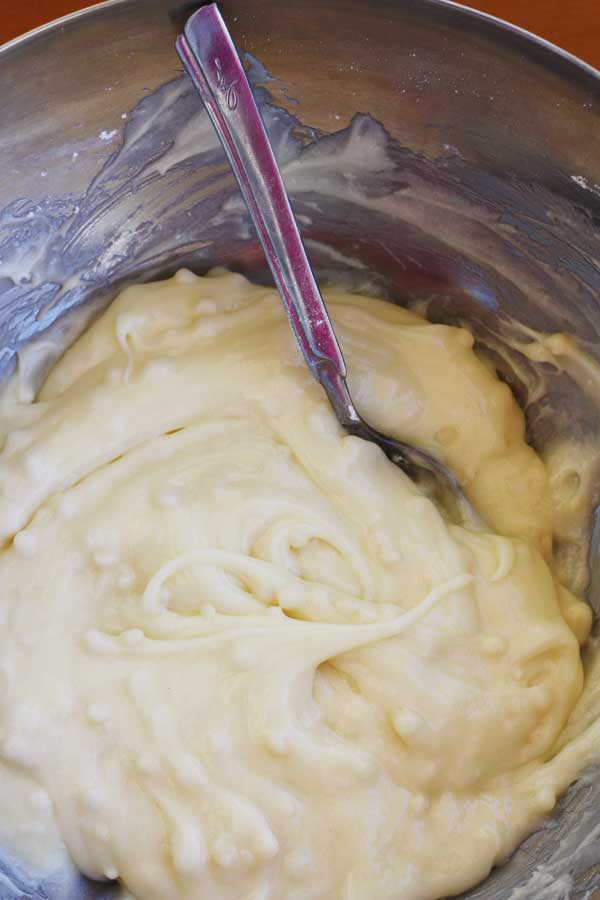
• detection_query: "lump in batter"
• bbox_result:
[0,268,594,900]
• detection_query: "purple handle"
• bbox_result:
[176,3,347,385]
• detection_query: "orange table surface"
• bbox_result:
[2,0,600,70]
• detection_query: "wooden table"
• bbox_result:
[2,0,600,69]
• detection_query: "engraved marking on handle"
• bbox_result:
[215,57,239,111]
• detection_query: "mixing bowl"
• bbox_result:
[1,0,599,898]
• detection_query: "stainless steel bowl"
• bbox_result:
[1,1,599,898]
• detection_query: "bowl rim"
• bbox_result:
[1,0,599,86]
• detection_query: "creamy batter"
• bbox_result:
[0,268,597,900]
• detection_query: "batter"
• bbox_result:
[0,268,596,900]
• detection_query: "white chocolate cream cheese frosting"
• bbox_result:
[0,268,596,900]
